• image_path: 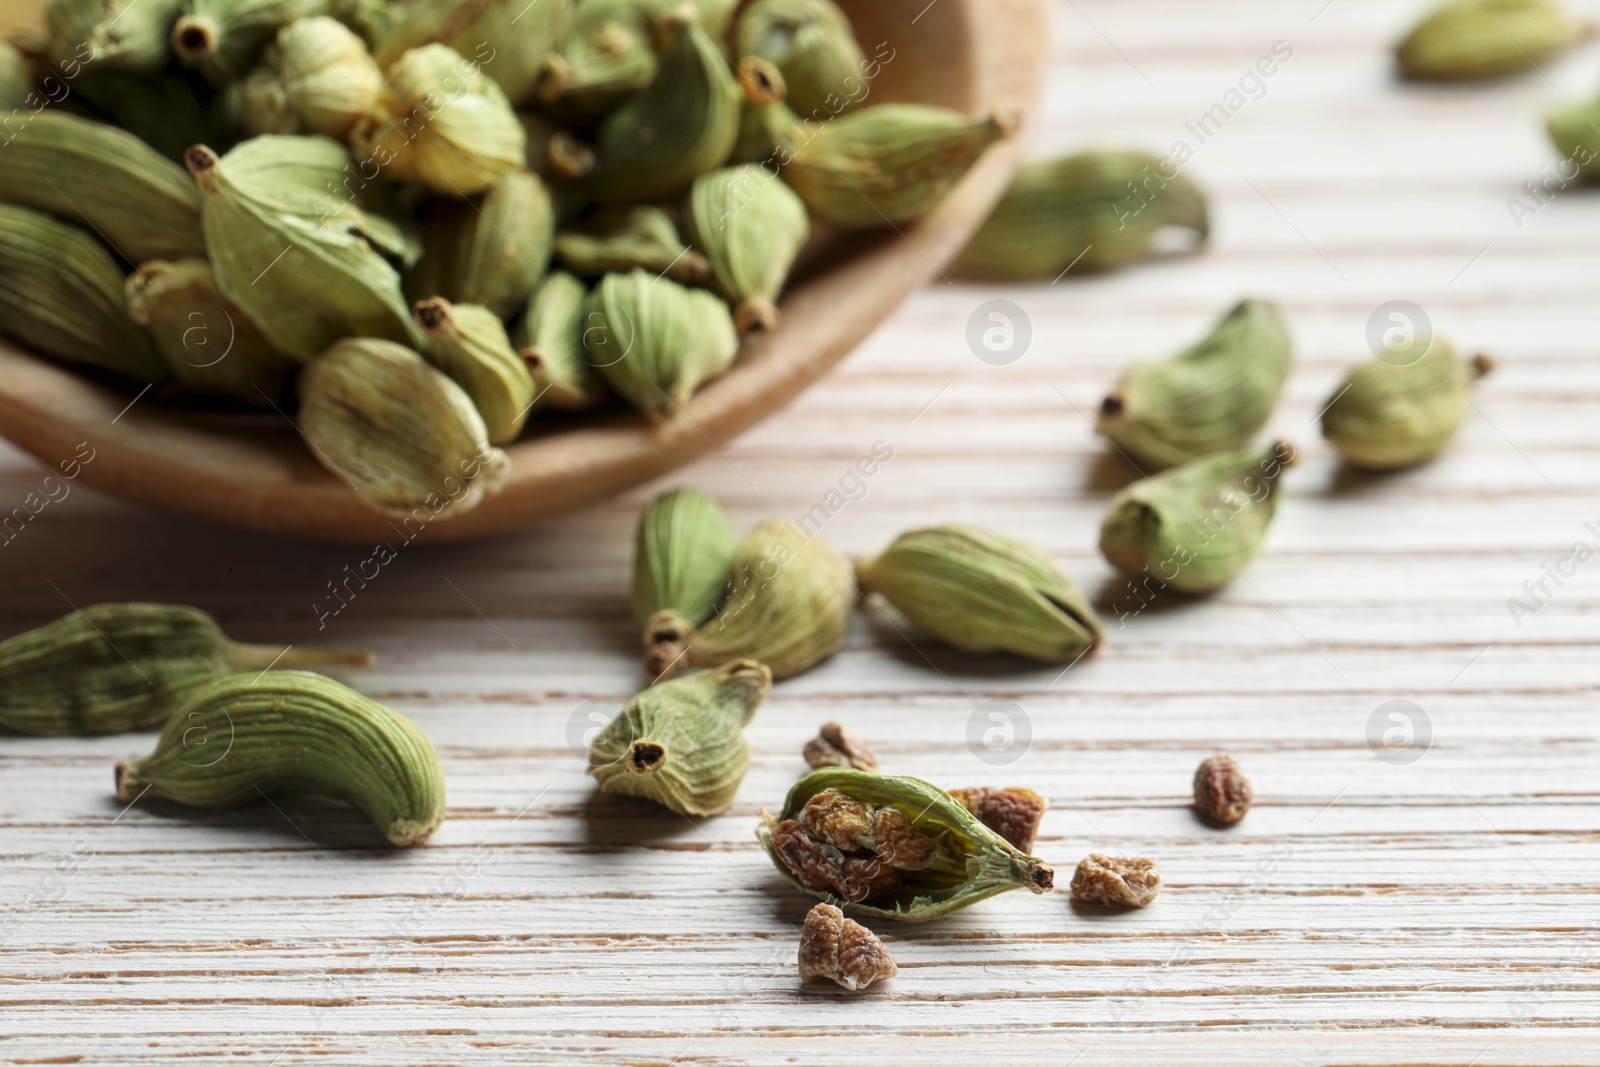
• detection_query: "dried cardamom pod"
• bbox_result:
[1097,298,1293,471]
[520,112,595,180]
[583,268,738,420]
[633,486,737,631]
[803,721,879,773]
[116,670,444,847]
[125,258,297,406]
[297,337,511,517]
[798,903,896,991]
[1099,441,1296,595]
[541,0,740,110]
[856,525,1103,663]
[728,57,802,166]
[233,65,299,135]
[71,63,236,163]
[1070,854,1160,907]
[948,787,1047,853]
[1321,341,1492,470]
[276,16,384,138]
[585,8,742,204]
[414,297,536,445]
[686,164,810,333]
[1546,97,1600,178]
[426,170,556,319]
[513,272,608,412]
[48,0,184,72]
[171,0,328,82]
[374,0,573,105]
[0,40,30,110]
[736,0,866,121]
[0,205,167,384]
[588,659,771,816]
[0,111,205,263]
[954,151,1210,280]
[0,603,372,736]
[758,768,1055,922]
[1396,0,1588,81]
[555,206,711,285]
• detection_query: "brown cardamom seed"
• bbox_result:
[948,786,1047,853]
[803,721,879,773]
[1070,854,1161,907]
[799,903,896,992]
[1193,754,1252,827]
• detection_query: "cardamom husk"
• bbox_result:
[48,0,184,72]
[856,524,1104,663]
[513,271,608,412]
[588,658,771,816]
[436,169,555,319]
[414,296,536,445]
[736,0,866,121]
[0,603,372,736]
[758,768,1055,922]
[0,40,30,110]
[685,164,810,333]
[276,15,384,138]
[633,488,738,667]
[115,670,444,846]
[555,206,711,285]
[541,0,740,111]
[1546,97,1600,178]
[953,151,1210,280]
[1396,0,1588,80]
[171,0,328,83]
[1321,340,1492,470]
[1097,298,1293,470]
[1100,440,1296,595]
[374,0,573,105]
[728,57,801,166]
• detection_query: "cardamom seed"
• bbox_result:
[736,0,866,121]
[1396,0,1588,81]
[633,486,738,640]
[948,786,1047,853]
[953,151,1210,280]
[414,297,536,445]
[758,768,1055,921]
[588,659,771,816]
[803,721,879,773]
[1546,97,1600,178]
[444,170,555,319]
[1097,298,1293,470]
[373,0,573,105]
[1321,340,1492,470]
[555,205,712,285]
[49,0,183,72]
[171,0,328,83]
[541,0,740,111]
[1070,854,1160,907]
[728,57,801,166]
[513,271,608,412]
[798,903,896,991]
[115,670,444,846]
[0,603,372,736]
[0,40,30,110]
[685,164,810,333]
[1193,754,1252,827]
[276,16,384,138]
[1099,440,1296,595]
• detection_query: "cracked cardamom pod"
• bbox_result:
[1321,340,1492,470]
[954,151,1210,280]
[736,0,866,121]
[540,0,740,110]
[555,206,711,285]
[171,0,328,83]
[633,487,738,670]
[0,40,30,110]
[513,272,607,412]
[0,112,205,263]
[298,337,510,517]
[1100,441,1296,595]
[856,525,1104,663]
[276,16,384,138]
[0,603,372,736]
[374,0,572,105]
[799,903,896,991]
[0,205,167,384]
[48,0,184,72]
[116,670,444,846]
[414,297,536,445]
[729,57,801,166]
[758,768,1055,922]
[686,164,810,333]
[1098,298,1293,471]
[589,659,771,816]
[1396,0,1588,81]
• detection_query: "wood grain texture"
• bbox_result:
[4,0,1600,1063]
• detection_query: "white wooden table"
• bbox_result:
[5,2,1600,1062]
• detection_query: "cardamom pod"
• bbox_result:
[555,206,711,285]
[297,337,511,517]
[782,103,1010,228]
[71,64,236,163]
[736,0,865,121]
[374,0,573,105]
[1097,298,1293,470]
[953,151,1210,280]
[685,164,810,334]
[171,0,328,83]
[276,16,384,138]
[1546,97,1600,179]
[0,40,30,110]
[728,57,801,166]
[0,603,372,736]
[520,111,595,180]
[233,65,298,135]
[1100,441,1296,595]
[541,0,740,111]
[588,659,771,816]
[48,0,184,72]
[582,268,738,420]
[125,258,297,406]
[632,487,738,648]
[1321,341,1492,470]
[513,272,608,412]
[1396,0,1588,81]
[758,768,1055,922]
[856,524,1104,663]
[0,111,205,263]
[0,204,168,384]
[115,670,444,847]
[414,297,536,445]
[424,169,555,319]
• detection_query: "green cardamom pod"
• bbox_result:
[953,151,1210,280]
[413,169,555,320]
[856,525,1104,663]
[758,768,1055,922]
[728,57,802,166]
[736,0,866,121]
[171,0,329,83]
[0,40,30,110]
[1097,298,1293,471]
[115,670,444,847]
[582,268,738,420]
[374,0,572,105]
[125,258,297,406]
[1545,97,1600,178]
[0,204,168,384]
[686,164,810,334]
[589,659,770,816]
[555,205,711,285]
[782,103,1010,228]
[519,111,596,180]
[0,111,206,263]
[632,486,738,641]
[276,16,384,138]
[1100,441,1296,595]
[297,337,511,517]
[513,271,608,412]
[1396,0,1588,81]
[48,0,184,72]
[0,603,372,736]
[540,0,740,111]
[413,297,536,445]
[1321,341,1492,470]
[233,65,298,135]
[70,64,235,163]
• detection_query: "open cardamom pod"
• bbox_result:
[555,206,711,285]
[414,297,536,445]
[728,57,802,166]
[116,670,445,846]
[171,0,327,83]
[1100,441,1296,594]
[735,0,866,121]
[1097,298,1293,471]
[758,768,1055,922]
[856,525,1104,663]
[1396,0,1588,81]
[48,0,184,72]
[782,103,1011,228]
[0,603,372,736]
[276,16,384,138]
[0,40,30,110]
[633,488,738,666]
[540,0,740,112]
[589,659,771,816]
[513,272,608,412]
[374,0,573,105]
[686,164,810,334]
[1321,340,1492,470]
[954,151,1210,280]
